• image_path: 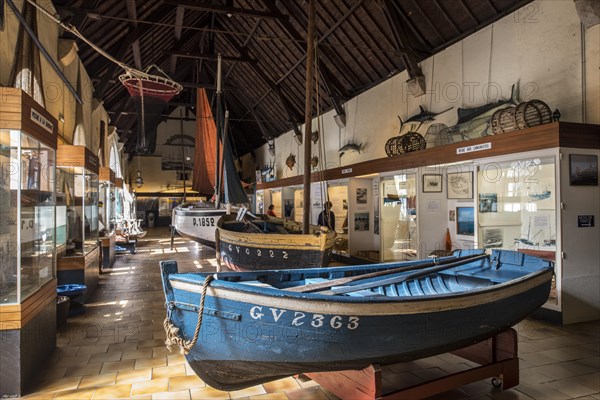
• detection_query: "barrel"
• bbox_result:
[491,107,518,134]
[515,100,552,129]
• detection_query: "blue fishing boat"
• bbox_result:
[160,249,553,391]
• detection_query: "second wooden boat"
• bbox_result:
[216,213,336,271]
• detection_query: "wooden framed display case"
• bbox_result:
[56,145,100,300]
[99,167,116,269]
[0,88,58,397]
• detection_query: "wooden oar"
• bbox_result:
[286,253,485,293]
[322,254,489,296]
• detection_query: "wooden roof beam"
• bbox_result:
[381,0,424,81]
[169,50,257,63]
[166,0,289,22]
[126,0,143,70]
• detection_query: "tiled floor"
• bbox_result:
[23,227,599,399]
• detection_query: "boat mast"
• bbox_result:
[302,0,316,234]
[215,54,223,208]
[180,110,186,202]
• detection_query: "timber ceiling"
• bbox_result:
[51,0,532,158]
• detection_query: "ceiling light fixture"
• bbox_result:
[135,170,144,188]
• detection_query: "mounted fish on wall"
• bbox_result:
[399,105,453,133]
[311,156,319,169]
[311,131,319,143]
[339,141,363,158]
[447,83,519,141]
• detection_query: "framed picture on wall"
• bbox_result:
[447,171,473,199]
[356,188,368,204]
[456,207,475,236]
[569,154,598,186]
[422,174,442,193]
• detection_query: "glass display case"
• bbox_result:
[56,145,100,297]
[114,177,124,224]
[477,156,557,305]
[56,164,99,256]
[0,88,58,397]
[99,167,115,234]
[0,129,56,304]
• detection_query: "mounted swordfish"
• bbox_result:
[399,105,453,132]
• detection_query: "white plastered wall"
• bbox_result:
[255,0,593,174]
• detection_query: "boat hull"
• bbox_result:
[185,275,549,390]
[161,251,553,390]
[172,206,226,248]
[216,216,336,271]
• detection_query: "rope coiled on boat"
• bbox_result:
[163,274,214,355]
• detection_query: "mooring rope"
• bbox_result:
[163,274,214,355]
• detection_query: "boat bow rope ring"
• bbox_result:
[164,274,214,355]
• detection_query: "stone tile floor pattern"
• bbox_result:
[22,227,599,399]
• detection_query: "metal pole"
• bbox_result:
[6,0,83,104]
[180,110,186,202]
[302,0,315,234]
[215,54,222,208]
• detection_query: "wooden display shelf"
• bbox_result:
[0,88,57,148]
[258,122,599,190]
[100,232,116,269]
[57,144,99,174]
[57,245,100,301]
[304,328,519,400]
[0,278,57,330]
[57,245,100,271]
[99,167,116,183]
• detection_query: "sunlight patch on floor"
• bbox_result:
[110,266,136,272]
[87,301,117,307]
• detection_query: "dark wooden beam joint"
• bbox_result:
[169,50,257,63]
[381,0,425,97]
[166,0,289,22]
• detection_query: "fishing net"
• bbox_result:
[25,0,183,154]
[119,66,182,154]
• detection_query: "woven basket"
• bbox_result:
[491,107,518,134]
[515,100,552,129]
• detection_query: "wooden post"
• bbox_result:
[302,0,315,234]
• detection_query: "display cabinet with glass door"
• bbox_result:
[114,177,124,224]
[99,167,116,269]
[56,145,100,299]
[0,89,58,397]
[380,174,418,262]
[477,156,558,307]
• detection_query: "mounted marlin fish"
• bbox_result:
[451,83,519,138]
[399,105,453,132]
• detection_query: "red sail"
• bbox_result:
[192,88,220,196]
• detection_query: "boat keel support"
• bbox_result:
[303,328,519,399]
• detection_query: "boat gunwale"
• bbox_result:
[167,267,553,313]
[173,208,227,217]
